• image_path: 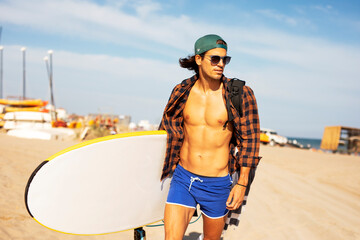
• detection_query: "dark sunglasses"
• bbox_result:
[205,55,231,65]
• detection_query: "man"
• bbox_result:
[159,34,261,240]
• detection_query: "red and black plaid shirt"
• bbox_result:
[159,74,261,180]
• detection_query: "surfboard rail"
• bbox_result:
[47,130,167,161]
[24,130,169,235]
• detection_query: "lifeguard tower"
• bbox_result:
[320,126,360,154]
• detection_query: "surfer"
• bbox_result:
[159,34,261,239]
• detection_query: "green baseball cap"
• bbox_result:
[194,34,227,55]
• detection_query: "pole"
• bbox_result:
[21,47,26,100]
[44,57,50,79]
[44,56,52,121]
[47,50,57,121]
[0,46,3,99]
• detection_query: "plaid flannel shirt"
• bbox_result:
[159,74,261,229]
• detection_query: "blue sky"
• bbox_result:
[0,0,359,138]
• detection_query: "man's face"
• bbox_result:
[196,48,227,81]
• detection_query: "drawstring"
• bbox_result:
[189,176,203,191]
[229,175,233,184]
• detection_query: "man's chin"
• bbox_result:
[213,73,223,80]
[202,71,223,81]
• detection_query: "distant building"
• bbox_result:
[138,120,152,131]
[118,115,131,126]
[321,126,360,154]
[56,108,67,120]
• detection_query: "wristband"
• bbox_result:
[236,183,247,188]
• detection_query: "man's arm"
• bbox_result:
[158,85,179,131]
[226,86,261,210]
[238,86,261,168]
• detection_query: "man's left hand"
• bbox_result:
[226,185,246,210]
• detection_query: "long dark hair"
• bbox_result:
[179,54,204,74]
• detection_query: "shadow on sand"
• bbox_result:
[183,232,223,240]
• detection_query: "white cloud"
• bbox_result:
[131,0,162,17]
[1,0,359,137]
[311,5,335,14]
[256,9,299,26]
[0,0,196,54]
[234,36,360,83]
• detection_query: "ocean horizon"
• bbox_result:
[287,137,322,150]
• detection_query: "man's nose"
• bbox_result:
[217,59,225,67]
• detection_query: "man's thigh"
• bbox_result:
[202,214,226,240]
[164,203,196,240]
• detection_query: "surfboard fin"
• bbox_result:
[134,227,146,240]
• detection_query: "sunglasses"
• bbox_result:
[205,55,231,65]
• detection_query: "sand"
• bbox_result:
[0,133,359,240]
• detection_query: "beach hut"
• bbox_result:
[320,126,360,154]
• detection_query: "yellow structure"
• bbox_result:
[0,98,47,107]
[260,132,270,144]
[321,126,360,153]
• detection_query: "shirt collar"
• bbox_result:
[181,74,198,87]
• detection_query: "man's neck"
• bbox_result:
[197,74,223,93]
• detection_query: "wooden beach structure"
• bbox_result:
[320,126,360,153]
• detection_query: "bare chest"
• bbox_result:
[183,88,228,127]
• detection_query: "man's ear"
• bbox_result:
[195,55,202,66]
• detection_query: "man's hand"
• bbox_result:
[226,166,250,210]
[226,184,246,210]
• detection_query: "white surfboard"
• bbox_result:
[25,130,170,235]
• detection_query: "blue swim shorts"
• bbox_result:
[166,164,233,219]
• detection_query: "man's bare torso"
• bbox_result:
[180,80,233,177]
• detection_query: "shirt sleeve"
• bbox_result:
[237,86,261,167]
[158,119,165,130]
[158,85,178,130]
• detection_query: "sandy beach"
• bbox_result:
[0,133,359,240]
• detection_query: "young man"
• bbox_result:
[159,34,261,240]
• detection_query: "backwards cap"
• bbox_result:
[194,34,227,55]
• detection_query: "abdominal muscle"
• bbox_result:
[180,80,233,177]
[179,117,233,177]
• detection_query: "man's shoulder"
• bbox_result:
[225,76,254,91]
[243,85,255,94]
[242,85,257,104]
[180,74,198,86]
[167,75,196,100]
[224,77,257,100]
[222,76,246,86]
[170,75,197,92]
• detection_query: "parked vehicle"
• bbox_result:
[261,128,288,146]
[260,132,270,144]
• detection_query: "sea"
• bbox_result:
[287,137,322,150]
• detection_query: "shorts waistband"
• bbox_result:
[176,164,231,183]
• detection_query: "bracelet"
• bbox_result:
[236,183,247,188]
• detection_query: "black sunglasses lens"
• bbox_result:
[209,55,231,65]
[224,56,231,65]
[210,56,221,64]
